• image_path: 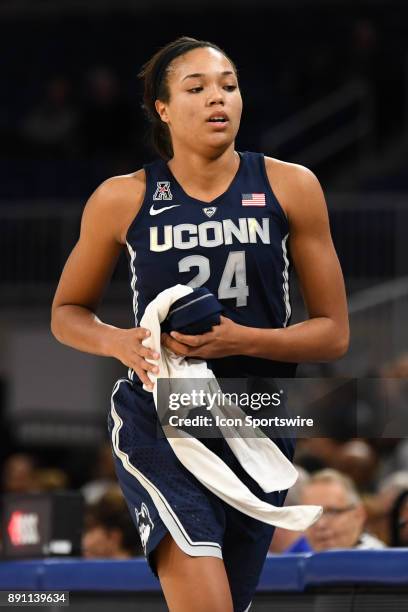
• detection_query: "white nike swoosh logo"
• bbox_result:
[149,204,181,216]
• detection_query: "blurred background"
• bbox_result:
[0,0,408,559]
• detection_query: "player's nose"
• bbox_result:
[206,85,225,106]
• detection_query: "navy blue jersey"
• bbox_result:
[125,151,297,378]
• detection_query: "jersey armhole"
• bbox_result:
[124,166,150,243]
[260,154,290,229]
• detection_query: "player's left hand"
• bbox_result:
[161,315,244,359]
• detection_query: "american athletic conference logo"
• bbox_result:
[135,502,154,553]
[153,181,173,201]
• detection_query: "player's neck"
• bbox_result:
[167,145,239,197]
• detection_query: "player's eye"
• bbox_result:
[224,85,237,91]
[188,87,203,93]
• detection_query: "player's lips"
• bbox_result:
[206,111,229,128]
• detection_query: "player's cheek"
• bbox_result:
[233,96,243,124]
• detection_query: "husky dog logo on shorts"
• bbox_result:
[135,502,154,553]
[153,181,172,201]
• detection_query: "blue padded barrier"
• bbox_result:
[1,550,408,592]
[0,560,42,590]
[39,558,159,591]
[258,553,310,591]
[303,549,408,587]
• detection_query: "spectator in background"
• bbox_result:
[390,489,408,547]
[20,77,78,157]
[333,439,379,491]
[82,485,143,558]
[376,353,408,445]
[295,469,386,552]
[269,465,311,553]
[295,438,340,473]
[81,441,117,504]
[36,468,69,492]
[78,66,136,158]
[349,19,379,82]
[1,453,40,493]
[365,471,408,545]
[297,438,379,492]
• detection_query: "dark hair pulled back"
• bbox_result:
[138,36,237,160]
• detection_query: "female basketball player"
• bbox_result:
[51,37,349,612]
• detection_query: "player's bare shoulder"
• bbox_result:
[264,156,323,221]
[84,169,146,245]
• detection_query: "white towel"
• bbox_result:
[140,284,322,531]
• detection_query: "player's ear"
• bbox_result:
[155,100,169,124]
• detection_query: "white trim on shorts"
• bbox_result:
[110,378,223,560]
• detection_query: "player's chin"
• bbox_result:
[204,129,235,149]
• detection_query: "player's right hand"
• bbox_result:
[111,327,159,389]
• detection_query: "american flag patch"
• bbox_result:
[241,193,266,206]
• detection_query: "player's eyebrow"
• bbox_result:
[182,71,235,81]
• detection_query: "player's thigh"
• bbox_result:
[153,533,233,612]
[222,492,287,611]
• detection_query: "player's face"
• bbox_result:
[156,47,242,156]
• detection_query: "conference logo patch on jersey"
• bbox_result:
[153,181,173,201]
[242,193,266,206]
[135,502,154,554]
[203,206,217,218]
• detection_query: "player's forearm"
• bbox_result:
[239,317,349,363]
[51,304,120,358]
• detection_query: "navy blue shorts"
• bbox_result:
[107,377,293,612]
